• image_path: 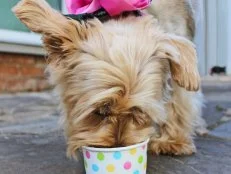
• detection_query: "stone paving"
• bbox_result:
[0,82,231,174]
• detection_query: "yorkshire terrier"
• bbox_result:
[13,0,207,158]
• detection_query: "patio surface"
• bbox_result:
[1,80,231,174]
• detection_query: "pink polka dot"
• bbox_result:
[124,161,132,170]
[142,145,146,150]
[86,151,90,159]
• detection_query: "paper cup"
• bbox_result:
[82,139,149,174]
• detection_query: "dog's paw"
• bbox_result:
[195,127,209,136]
[149,140,196,155]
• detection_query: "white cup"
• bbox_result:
[82,139,149,174]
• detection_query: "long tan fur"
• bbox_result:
[147,0,195,40]
[13,0,206,158]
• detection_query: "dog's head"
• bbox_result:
[14,0,200,158]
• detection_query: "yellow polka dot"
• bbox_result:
[106,164,115,172]
[129,148,137,155]
[144,163,147,170]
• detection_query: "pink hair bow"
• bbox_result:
[65,0,151,16]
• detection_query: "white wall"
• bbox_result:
[205,0,218,74]
[227,0,231,74]
[194,0,206,75]
[196,0,231,75]
[217,0,228,68]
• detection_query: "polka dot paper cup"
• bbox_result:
[82,139,149,174]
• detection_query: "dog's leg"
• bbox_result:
[149,117,196,155]
[149,83,205,155]
[192,91,208,136]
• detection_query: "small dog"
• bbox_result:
[210,66,226,76]
[13,0,206,158]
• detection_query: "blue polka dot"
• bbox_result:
[133,170,140,174]
[113,151,122,160]
[92,164,99,172]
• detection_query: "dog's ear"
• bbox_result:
[156,34,200,91]
[13,0,99,62]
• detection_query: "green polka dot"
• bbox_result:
[97,152,105,161]
[138,155,144,164]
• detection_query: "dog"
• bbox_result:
[210,66,226,76]
[13,0,207,158]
